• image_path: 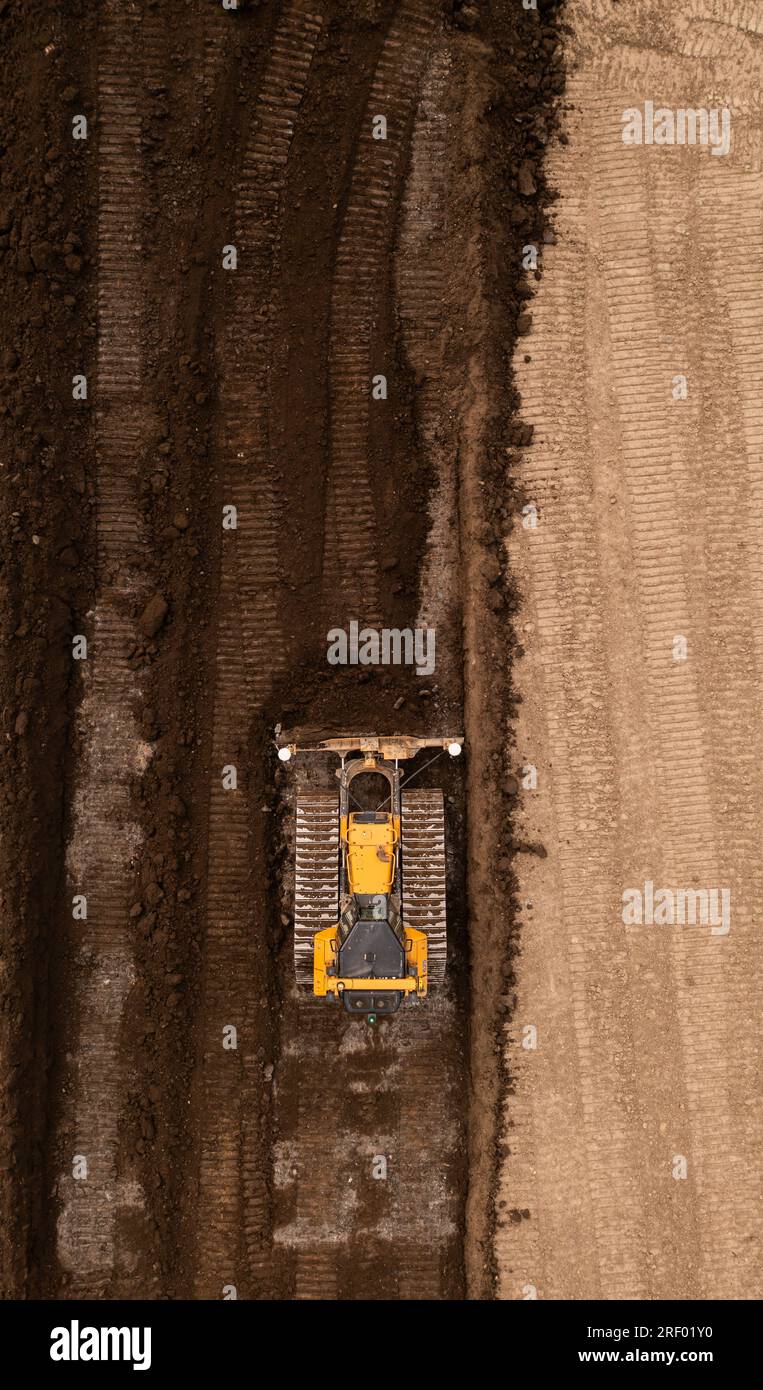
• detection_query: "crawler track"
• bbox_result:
[294,793,339,984]
[401,789,447,980]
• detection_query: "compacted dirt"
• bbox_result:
[498,0,762,1301]
[0,0,565,1300]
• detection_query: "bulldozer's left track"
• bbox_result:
[294,793,340,985]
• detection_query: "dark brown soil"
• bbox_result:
[0,0,98,1297]
[0,0,564,1300]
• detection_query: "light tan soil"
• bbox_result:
[495,0,762,1301]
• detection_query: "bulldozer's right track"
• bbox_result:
[401,789,447,982]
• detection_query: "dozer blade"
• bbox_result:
[278,730,463,761]
[401,788,447,983]
[294,792,339,986]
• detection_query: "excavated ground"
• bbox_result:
[0,0,564,1299]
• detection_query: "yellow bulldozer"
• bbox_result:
[277,734,463,1018]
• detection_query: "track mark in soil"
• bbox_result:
[322,0,440,631]
[192,1,323,1298]
[57,1,157,1294]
